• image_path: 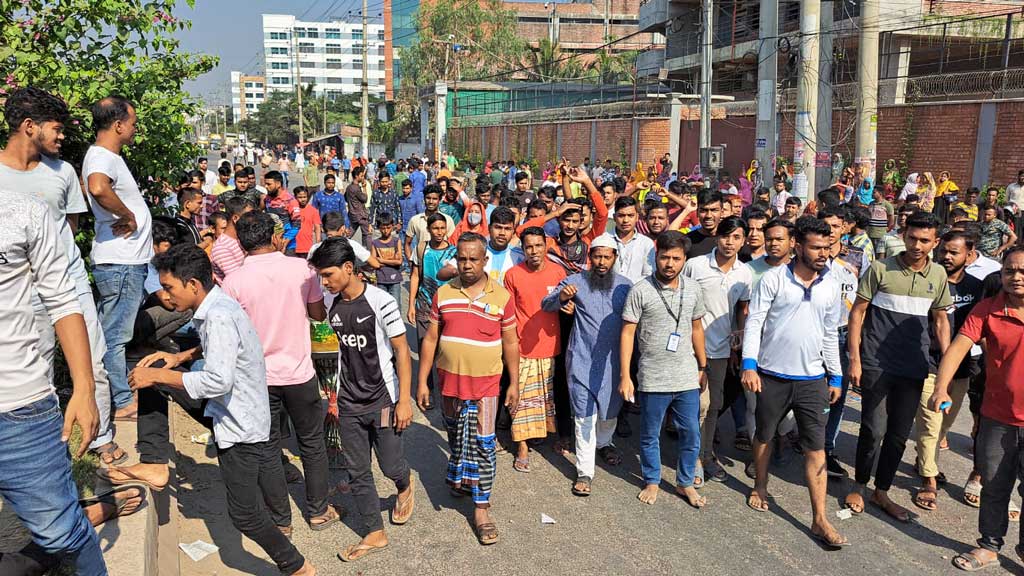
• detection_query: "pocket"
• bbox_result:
[2,395,59,423]
[92,266,124,298]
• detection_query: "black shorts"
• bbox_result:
[754,372,829,452]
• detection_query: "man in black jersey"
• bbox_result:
[311,237,416,563]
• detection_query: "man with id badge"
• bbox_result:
[740,217,848,548]
[620,231,708,508]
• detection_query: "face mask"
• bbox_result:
[555,197,565,205]
[468,213,482,226]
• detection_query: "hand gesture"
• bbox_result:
[128,367,160,391]
[928,389,953,414]
[138,351,182,369]
[112,213,138,237]
[559,283,577,303]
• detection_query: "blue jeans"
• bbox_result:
[639,389,701,487]
[281,171,289,188]
[824,331,850,454]
[379,282,402,305]
[0,395,106,575]
[93,263,147,408]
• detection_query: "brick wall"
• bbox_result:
[925,0,1022,16]
[449,100,1024,187]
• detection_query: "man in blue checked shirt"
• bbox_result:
[740,216,848,549]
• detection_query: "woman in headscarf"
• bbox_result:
[933,170,960,223]
[736,173,753,207]
[898,172,919,203]
[449,201,489,243]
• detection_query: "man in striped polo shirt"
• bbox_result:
[844,211,952,522]
[416,232,520,546]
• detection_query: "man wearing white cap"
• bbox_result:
[542,235,632,496]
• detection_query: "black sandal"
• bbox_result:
[572,476,592,497]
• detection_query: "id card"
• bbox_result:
[667,332,681,352]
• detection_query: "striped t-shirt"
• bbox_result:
[858,255,952,379]
[431,277,516,400]
[210,234,246,284]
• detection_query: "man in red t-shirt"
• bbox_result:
[503,226,567,472]
[930,246,1024,571]
[293,187,321,258]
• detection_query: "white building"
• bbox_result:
[230,71,266,122]
[262,13,387,101]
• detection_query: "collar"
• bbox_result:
[896,253,934,277]
[991,293,1024,323]
[451,276,496,296]
[193,286,224,321]
[709,248,736,272]
[786,261,829,290]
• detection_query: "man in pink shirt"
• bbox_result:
[222,211,339,533]
[209,196,253,283]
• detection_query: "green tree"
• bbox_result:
[0,0,216,190]
[586,49,639,85]
[240,86,382,145]
[526,38,587,81]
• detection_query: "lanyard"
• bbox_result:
[650,277,685,332]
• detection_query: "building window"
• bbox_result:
[610,19,639,25]
[270,31,288,40]
[271,61,289,70]
[298,42,315,54]
[377,30,385,40]
[328,77,344,84]
[326,43,342,54]
[518,16,550,23]
[255,82,264,88]
[306,28,319,38]
[325,28,341,39]
[326,58,343,69]
[270,47,288,55]
[294,27,306,38]
[244,82,253,88]
[301,76,316,83]
[352,31,363,41]
[300,60,316,68]
[353,58,363,65]
[272,76,290,85]
[246,103,255,109]
[245,92,254,98]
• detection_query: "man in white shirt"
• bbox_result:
[683,215,753,483]
[605,196,655,282]
[0,183,104,573]
[84,96,153,420]
[198,156,216,195]
[0,88,121,464]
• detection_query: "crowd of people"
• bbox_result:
[3,85,1024,575]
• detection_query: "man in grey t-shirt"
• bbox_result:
[620,231,708,507]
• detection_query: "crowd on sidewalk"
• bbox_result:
[3,86,1024,575]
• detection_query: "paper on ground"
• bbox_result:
[179,540,219,562]
[835,508,853,520]
[541,513,556,524]
[190,432,213,445]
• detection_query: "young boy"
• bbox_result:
[309,237,416,562]
[106,244,315,576]
[294,186,322,259]
[371,213,404,302]
[406,214,456,409]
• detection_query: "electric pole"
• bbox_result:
[323,92,328,134]
[792,0,821,201]
[855,0,879,182]
[699,0,713,150]
[294,34,305,144]
[755,0,778,186]
[815,0,833,192]
[360,0,370,159]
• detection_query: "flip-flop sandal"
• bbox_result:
[843,493,865,515]
[309,506,342,531]
[597,446,621,466]
[391,477,415,525]
[90,442,129,466]
[705,463,727,483]
[693,465,705,489]
[474,522,498,545]
[513,457,531,473]
[571,476,592,497]
[734,434,752,452]
[937,471,948,485]
[964,479,982,508]
[1009,501,1020,522]
[338,542,389,562]
[79,486,146,519]
[913,487,938,511]
[811,530,851,549]
[871,498,913,523]
[96,467,167,492]
[747,492,770,512]
[952,550,999,572]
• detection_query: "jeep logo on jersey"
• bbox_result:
[340,333,368,349]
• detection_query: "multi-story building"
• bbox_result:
[509,0,657,54]
[261,13,391,102]
[230,71,266,122]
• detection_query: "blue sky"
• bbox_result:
[176,0,371,104]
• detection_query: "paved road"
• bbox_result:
[170,273,1024,576]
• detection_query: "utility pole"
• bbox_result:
[815,0,833,193]
[294,34,305,144]
[323,92,328,134]
[699,0,713,150]
[754,0,778,187]
[855,0,879,183]
[792,0,820,201]
[360,0,370,159]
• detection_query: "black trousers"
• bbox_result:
[854,369,924,491]
[338,408,411,533]
[136,385,303,574]
[976,416,1024,553]
[268,375,330,519]
[553,310,574,438]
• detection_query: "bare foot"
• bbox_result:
[810,520,849,548]
[676,485,706,508]
[113,402,138,421]
[870,490,912,522]
[637,484,659,505]
[83,487,145,526]
[292,560,317,574]
[99,463,169,491]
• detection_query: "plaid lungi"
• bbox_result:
[442,396,498,505]
[511,357,557,442]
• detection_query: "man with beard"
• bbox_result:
[686,190,724,257]
[742,217,848,548]
[932,247,1024,571]
[845,211,951,522]
[262,170,300,225]
[416,233,519,546]
[542,236,632,496]
[683,216,752,483]
[504,227,567,472]
[740,210,768,263]
[620,231,708,508]
[370,172,403,232]
[912,231,984,512]
[405,185,455,264]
